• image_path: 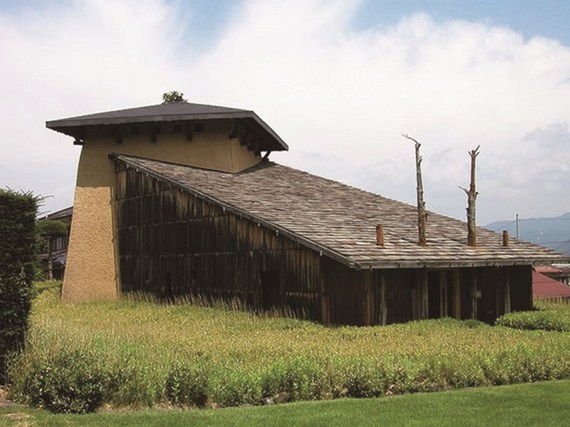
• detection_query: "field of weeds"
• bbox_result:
[7,288,570,413]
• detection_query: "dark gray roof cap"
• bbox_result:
[46,102,288,151]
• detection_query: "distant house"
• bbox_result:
[37,206,73,280]
[535,265,570,285]
[532,268,570,301]
[46,102,568,325]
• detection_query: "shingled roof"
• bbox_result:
[46,102,288,151]
[111,154,568,270]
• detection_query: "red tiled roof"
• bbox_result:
[536,266,564,274]
[532,270,570,298]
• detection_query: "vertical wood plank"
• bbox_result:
[379,273,387,326]
[504,269,511,314]
[453,270,461,320]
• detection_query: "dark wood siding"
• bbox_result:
[115,165,322,319]
[113,163,534,326]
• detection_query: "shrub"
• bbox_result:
[0,189,38,384]
[165,362,209,407]
[496,304,570,332]
[210,369,263,407]
[9,349,106,413]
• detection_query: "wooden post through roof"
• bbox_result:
[402,134,427,247]
[461,146,480,246]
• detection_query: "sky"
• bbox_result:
[0,0,569,225]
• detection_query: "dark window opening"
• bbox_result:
[260,271,280,311]
[195,123,205,132]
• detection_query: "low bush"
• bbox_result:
[165,362,209,407]
[9,349,106,414]
[496,302,570,332]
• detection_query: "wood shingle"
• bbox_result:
[111,154,567,270]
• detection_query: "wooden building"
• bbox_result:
[37,206,73,280]
[47,102,567,325]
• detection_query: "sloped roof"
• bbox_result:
[536,265,565,274]
[42,206,73,220]
[111,154,568,270]
[46,102,288,151]
[533,270,570,298]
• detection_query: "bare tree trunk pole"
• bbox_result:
[461,146,480,247]
[402,134,427,247]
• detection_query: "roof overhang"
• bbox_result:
[46,103,288,152]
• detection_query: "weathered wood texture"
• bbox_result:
[115,165,322,319]
[114,164,534,326]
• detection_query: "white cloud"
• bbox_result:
[1,0,569,224]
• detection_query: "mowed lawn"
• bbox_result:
[2,380,570,426]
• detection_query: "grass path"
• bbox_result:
[2,380,569,426]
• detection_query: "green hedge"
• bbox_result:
[0,189,38,383]
[496,303,570,332]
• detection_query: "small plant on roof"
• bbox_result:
[162,91,187,104]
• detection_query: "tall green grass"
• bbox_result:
[8,290,570,413]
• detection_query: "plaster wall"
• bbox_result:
[62,120,262,301]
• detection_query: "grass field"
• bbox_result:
[7,286,570,412]
[2,380,570,426]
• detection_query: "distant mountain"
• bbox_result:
[554,241,570,256]
[485,212,570,256]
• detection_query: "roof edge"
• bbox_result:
[110,153,350,267]
[47,107,288,151]
[358,257,570,270]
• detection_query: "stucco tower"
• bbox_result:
[47,102,288,301]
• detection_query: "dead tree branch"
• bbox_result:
[402,133,427,246]
[462,145,480,246]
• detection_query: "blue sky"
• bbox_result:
[0,0,569,224]
[356,1,570,44]
[168,0,570,49]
